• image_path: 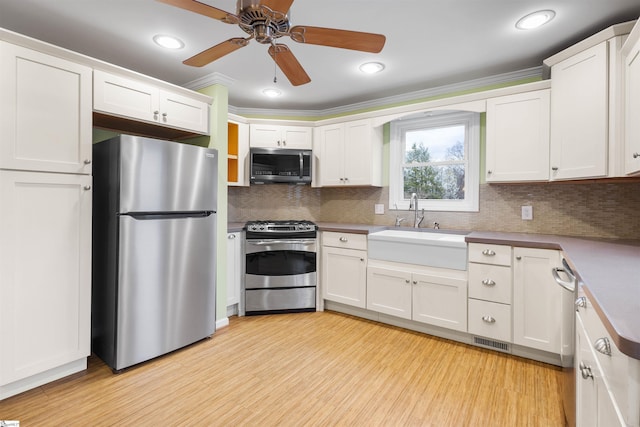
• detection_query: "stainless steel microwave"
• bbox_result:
[250,147,312,184]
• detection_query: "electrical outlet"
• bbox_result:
[374,204,385,215]
[521,205,533,220]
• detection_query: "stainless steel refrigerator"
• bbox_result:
[91,135,217,371]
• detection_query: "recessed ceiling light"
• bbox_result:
[359,62,385,74]
[516,10,556,30]
[262,88,282,98]
[153,34,184,49]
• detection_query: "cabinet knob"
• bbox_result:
[552,166,559,171]
[83,185,91,191]
[228,234,236,239]
[579,362,593,380]
[154,110,159,119]
[481,315,496,324]
[360,258,364,262]
[277,140,281,146]
[282,140,286,146]
[412,280,417,285]
[84,159,92,165]
[405,279,410,284]
[481,279,496,287]
[339,237,348,242]
[481,249,496,256]
[162,112,167,122]
[575,296,587,308]
[487,170,492,174]
[633,153,640,159]
[594,337,612,356]
[515,256,522,261]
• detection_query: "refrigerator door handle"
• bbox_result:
[123,211,215,220]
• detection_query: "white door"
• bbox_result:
[343,120,373,185]
[413,271,467,331]
[160,90,209,134]
[0,42,92,174]
[513,248,562,353]
[625,38,640,175]
[322,246,366,308]
[281,126,312,149]
[318,124,345,186]
[366,266,412,319]
[249,124,282,147]
[486,90,550,182]
[550,43,608,180]
[0,170,91,385]
[93,69,159,124]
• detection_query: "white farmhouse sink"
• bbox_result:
[368,229,468,270]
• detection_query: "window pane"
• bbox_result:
[405,125,465,163]
[403,164,465,200]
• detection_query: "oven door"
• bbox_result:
[245,239,317,289]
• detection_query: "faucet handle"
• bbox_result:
[395,216,405,226]
[433,222,440,229]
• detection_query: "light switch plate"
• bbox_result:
[374,204,385,215]
[521,205,533,220]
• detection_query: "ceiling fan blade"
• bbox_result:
[156,0,237,23]
[289,26,386,53]
[184,38,249,67]
[261,0,295,14]
[268,44,311,86]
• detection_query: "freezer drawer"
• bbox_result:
[114,213,216,370]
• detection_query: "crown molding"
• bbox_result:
[184,66,543,118]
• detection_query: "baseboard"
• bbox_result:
[216,317,230,330]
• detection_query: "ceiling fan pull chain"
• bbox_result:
[272,42,278,83]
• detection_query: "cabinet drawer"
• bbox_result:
[578,299,629,420]
[468,299,512,342]
[468,243,511,266]
[468,263,512,304]
[322,231,367,250]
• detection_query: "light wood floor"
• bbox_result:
[0,311,564,426]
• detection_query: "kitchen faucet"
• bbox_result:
[409,193,424,228]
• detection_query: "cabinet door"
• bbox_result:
[226,232,241,308]
[343,120,374,185]
[486,90,550,182]
[94,69,159,124]
[281,126,312,149]
[0,42,92,174]
[625,37,640,175]
[0,170,91,386]
[576,313,599,427]
[513,248,562,353]
[550,43,608,180]
[322,246,367,308]
[249,124,282,148]
[413,271,467,331]
[366,265,412,319]
[159,90,209,134]
[317,124,345,186]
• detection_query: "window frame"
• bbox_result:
[389,111,480,212]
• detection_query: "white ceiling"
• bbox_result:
[1,0,639,113]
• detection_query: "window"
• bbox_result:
[390,111,480,212]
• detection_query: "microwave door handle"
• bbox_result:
[299,152,303,179]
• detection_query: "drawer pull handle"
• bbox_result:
[575,297,587,308]
[405,279,410,284]
[633,152,640,159]
[579,362,593,380]
[482,315,496,324]
[339,237,348,242]
[481,279,496,287]
[83,185,91,191]
[481,249,496,256]
[594,337,612,356]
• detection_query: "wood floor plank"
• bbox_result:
[0,311,564,426]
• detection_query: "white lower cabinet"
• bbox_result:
[321,232,367,308]
[226,232,242,313]
[512,247,563,353]
[0,170,91,398]
[468,299,512,342]
[367,260,467,331]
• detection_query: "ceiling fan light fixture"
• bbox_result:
[359,62,385,74]
[153,34,184,49]
[515,10,556,30]
[262,88,282,98]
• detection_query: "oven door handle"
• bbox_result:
[249,239,317,245]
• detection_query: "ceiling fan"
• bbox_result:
[156,0,386,86]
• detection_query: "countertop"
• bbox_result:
[229,221,640,360]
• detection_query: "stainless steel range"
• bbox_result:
[244,220,317,315]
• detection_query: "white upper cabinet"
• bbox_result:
[314,119,382,187]
[623,23,640,175]
[545,23,632,181]
[0,42,92,174]
[93,70,209,134]
[549,43,609,180]
[249,124,312,149]
[485,89,550,182]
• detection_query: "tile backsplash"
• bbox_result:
[228,181,640,239]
